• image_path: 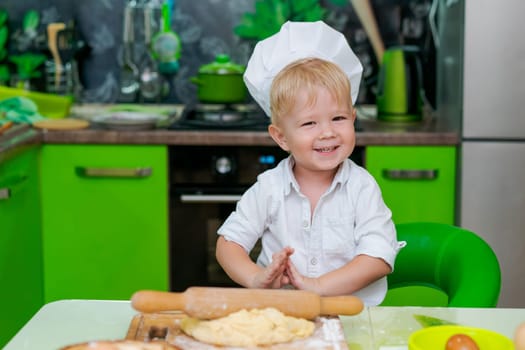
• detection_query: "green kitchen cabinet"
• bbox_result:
[0,146,43,348]
[365,146,456,225]
[40,144,169,302]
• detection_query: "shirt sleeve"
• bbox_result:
[350,169,402,269]
[217,179,269,253]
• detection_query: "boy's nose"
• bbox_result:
[319,123,336,138]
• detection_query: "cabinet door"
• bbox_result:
[0,146,43,347]
[366,146,456,224]
[40,145,168,302]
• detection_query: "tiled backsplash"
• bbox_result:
[0,0,436,106]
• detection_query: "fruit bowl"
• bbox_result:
[408,325,513,350]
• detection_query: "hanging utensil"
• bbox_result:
[54,28,79,96]
[58,27,85,99]
[350,0,385,64]
[46,23,66,89]
[151,0,181,75]
[139,4,162,101]
[119,2,140,102]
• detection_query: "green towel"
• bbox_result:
[0,96,45,125]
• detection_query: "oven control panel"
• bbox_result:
[169,145,288,188]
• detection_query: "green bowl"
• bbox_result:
[409,325,513,350]
[0,86,73,118]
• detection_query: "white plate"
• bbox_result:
[91,112,169,130]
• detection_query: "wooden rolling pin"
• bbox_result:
[131,287,364,320]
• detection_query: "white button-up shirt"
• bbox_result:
[218,156,402,306]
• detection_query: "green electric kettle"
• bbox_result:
[376,46,425,122]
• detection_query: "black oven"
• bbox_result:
[168,145,288,291]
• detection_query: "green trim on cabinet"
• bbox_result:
[40,144,169,302]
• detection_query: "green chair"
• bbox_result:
[381,222,501,307]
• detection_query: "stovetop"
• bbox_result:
[169,103,362,132]
[169,103,270,131]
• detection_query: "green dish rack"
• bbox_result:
[0,85,73,118]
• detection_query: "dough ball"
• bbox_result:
[180,307,315,347]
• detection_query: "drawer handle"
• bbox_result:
[75,167,153,178]
[0,174,28,200]
[0,188,10,200]
[180,194,242,203]
[382,169,439,180]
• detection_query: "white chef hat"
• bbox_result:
[244,20,363,117]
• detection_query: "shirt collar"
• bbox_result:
[327,159,349,193]
[282,157,352,196]
[283,156,298,196]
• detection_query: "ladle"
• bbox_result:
[120,2,139,102]
[139,4,162,101]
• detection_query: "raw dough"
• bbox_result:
[180,307,315,347]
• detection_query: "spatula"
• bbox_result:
[131,287,364,320]
[46,23,66,89]
[350,0,385,64]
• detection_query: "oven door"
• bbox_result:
[170,187,248,291]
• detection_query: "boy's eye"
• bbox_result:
[301,121,315,127]
[333,115,347,121]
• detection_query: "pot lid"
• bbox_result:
[199,54,245,75]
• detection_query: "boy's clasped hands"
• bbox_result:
[252,247,317,293]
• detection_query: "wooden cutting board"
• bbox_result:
[32,118,90,130]
[126,312,349,350]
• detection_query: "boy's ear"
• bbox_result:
[352,108,357,121]
[268,124,290,152]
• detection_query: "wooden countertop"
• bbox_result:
[1,104,460,160]
[0,121,459,159]
[0,124,41,163]
[37,126,458,146]
[37,103,460,146]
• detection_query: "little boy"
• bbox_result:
[215,21,402,306]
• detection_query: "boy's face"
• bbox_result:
[268,86,356,175]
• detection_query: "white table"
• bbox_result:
[5,300,525,350]
[5,300,136,350]
[343,306,525,349]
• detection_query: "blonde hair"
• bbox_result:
[269,58,353,124]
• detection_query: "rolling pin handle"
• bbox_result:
[131,290,185,313]
[320,295,364,316]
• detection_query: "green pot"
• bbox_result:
[191,54,247,103]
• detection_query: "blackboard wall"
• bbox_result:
[0,0,436,106]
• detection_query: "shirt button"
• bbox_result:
[310,257,318,265]
[302,220,309,228]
